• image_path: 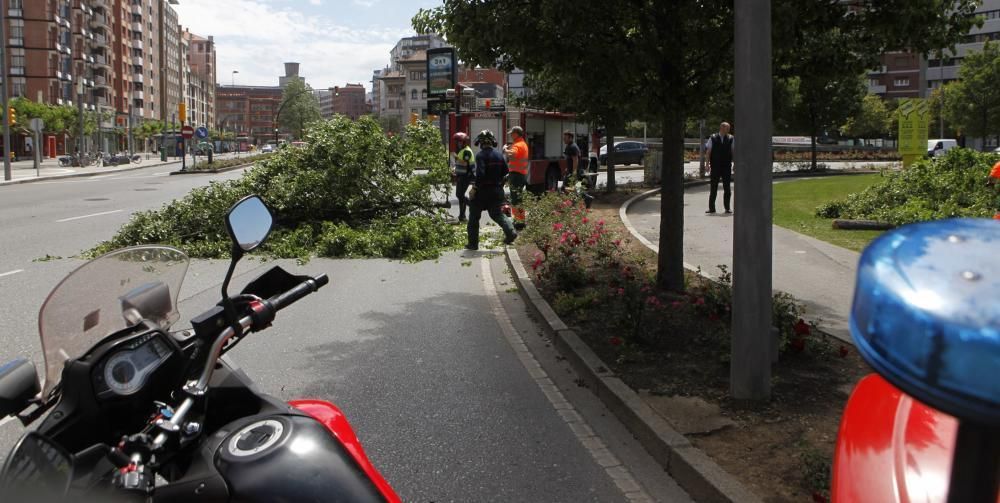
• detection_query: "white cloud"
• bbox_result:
[175,0,409,92]
[308,0,321,5]
[353,0,379,7]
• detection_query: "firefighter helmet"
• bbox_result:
[475,129,497,148]
[453,132,469,145]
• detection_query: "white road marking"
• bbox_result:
[795,250,807,254]
[56,209,123,223]
[0,269,24,278]
[480,258,653,502]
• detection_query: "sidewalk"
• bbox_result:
[0,152,243,186]
[623,184,858,343]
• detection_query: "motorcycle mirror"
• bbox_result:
[225,195,275,253]
[850,218,1000,502]
[0,358,39,417]
[0,432,73,500]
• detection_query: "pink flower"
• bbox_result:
[586,238,597,246]
[559,231,571,244]
[646,296,662,307]
[582,217,589,224]
[617,288,625,296]
[597,219,606,227]
[532,258,543,271]
[671,301,683,308]
[612,239,622,247]
[553,222,564,231]
[609,336,624,346]
[562,199,574,207]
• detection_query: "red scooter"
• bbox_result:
[832,218,999,503]
[0,195,400,502]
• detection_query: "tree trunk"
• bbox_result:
[606,125,616,192]
[656,107,686,292]
[811,132,818,170]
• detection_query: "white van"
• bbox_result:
[927,139,958,158]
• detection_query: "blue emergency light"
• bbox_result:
[850,218,1000,424]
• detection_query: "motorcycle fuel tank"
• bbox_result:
[215,414,386,503]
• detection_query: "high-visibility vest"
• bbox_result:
[508,138,529,175]
[455,146,474,175]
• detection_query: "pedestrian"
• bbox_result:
[705,122,734,214]
[988,161,1000,220]
[466,129,518,251]
[503,126,529,228]
[452,132,475,222]
[563,131,594,208]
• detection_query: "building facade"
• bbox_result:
[185,30,215,127]
[926,0,1000,92]
[215,85,282,145]
[332,83,366,120]
[315,88,332,118]
[867,51,921,99]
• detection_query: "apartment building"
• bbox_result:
[215,85,281,144]
[332,83,366,120]
[315,88,332,117]
[185,29,215,126]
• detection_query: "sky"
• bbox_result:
[174,0,443,93]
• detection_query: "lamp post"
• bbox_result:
[1,4,11,180]
[232,70,238,87]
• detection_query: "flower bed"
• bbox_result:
[518,191,870,502]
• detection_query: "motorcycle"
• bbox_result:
[0,195,400,502]
[832,218,999,503]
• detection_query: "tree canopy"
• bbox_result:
[841,94,892,140]
[942,41,1000,149]
[278,78,322,140]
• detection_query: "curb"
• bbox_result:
[619,173,856,345]
[169,162,254,175]
[0,160,175,186]
[505,247,763,503]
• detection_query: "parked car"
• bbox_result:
[260,144,275,153]
[927,139,958,158]
[599,141,649,166]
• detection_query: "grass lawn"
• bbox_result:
[773,174,884,252]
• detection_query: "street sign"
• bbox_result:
[29,118,44,132]
[426,47,456,98]
[181,125,194,139]
[898,98,930,168]
[195,126,208,139]
[428,99,455,115]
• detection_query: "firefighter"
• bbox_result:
[453,132,475,222]
[989,161,1000,220]
[466,129,517,251]
[503,126,529,228]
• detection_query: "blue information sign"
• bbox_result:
[195,126,209,139]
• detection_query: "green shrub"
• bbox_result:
[818,148,998,225]
[91,117,460,261]
[188,153,274,171]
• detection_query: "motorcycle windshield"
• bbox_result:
[37,246,189,395]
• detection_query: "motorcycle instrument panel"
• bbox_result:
[93,333,172,398]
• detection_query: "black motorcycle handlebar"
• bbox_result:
[266,274,328,312]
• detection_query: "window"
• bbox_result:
[893,78,910,87]
[11,77,26,97]
[411,89,417,100]
[421,89,427,99]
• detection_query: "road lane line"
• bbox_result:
[480,257,652,502]
[56,209,123,223]
[0,269,23,278]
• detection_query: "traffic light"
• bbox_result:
[8,107,15,126]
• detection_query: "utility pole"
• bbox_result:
[78,79,86,161]
[732,0,773,401]
[1,4,11,180]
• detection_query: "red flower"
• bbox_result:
[617,288,625,296]
[531,257,543,271]
[582,216,589,224]
[793,319,811,337]
[609,336,624,346]
[597,219,606,226]
[671,301,683,309]
[790,337,806,353]
[553,222,564,231]
[562,199,574,207]
[839,345,849,358]
[612,239,622,247]
[586,238,597,246]
[708,313,720,322]
[693,297,705,306]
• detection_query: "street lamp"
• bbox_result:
[232,70,239,87]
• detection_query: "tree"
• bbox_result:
[416,1,979,292]
[377,115,402,135]
[841,94,892,141]
[278,78,322,140]
[942,41,1000,150]
[781,71,866,169]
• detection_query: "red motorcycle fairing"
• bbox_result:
[832,374,1000,503]
[290,399,401,503]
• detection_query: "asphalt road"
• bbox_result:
[0,165,690,500]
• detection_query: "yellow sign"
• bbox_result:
[179,103,187,123]
[898,98,930,167]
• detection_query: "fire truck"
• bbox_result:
[448,102,598,193]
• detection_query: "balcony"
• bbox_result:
[133,90,144,100]
[130,5,142,16]
[131,39,143,50]
[131,22,142,33]
[95,76,110,88]
[132,56,143,66]
[90,14,107,28]
[89,33,105,45]
[91,0,108,8]
[133,73,143,84]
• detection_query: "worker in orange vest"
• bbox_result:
[503,126,529,228]
[990,161,1000,220]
